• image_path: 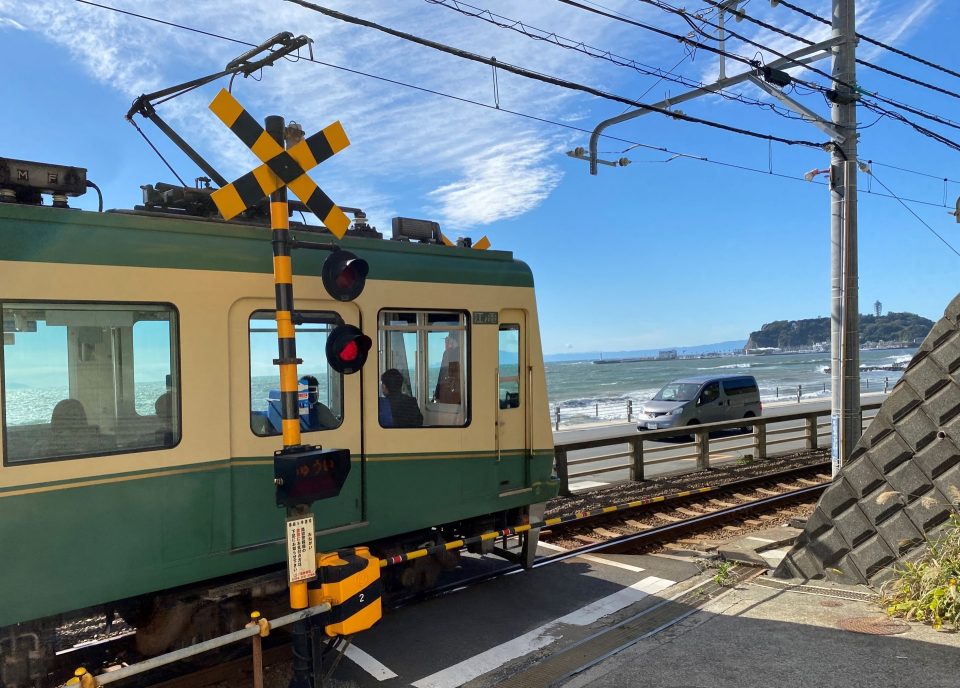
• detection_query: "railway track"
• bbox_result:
[54,463,830,688]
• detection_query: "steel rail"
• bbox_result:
[393,475,828,606]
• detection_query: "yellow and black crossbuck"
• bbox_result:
[208,88,351,238]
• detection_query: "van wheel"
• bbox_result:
[740,412,755,434]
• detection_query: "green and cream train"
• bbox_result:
[0,172,557,685]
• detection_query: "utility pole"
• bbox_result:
[830,0,860,476]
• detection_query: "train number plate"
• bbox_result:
[285,515,317,584]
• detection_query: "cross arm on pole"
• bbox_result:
[746,76,845,141]
[586,37,841,174]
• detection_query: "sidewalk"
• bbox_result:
[560,527,960,688]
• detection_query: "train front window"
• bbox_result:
[378,310,468,428]
[248,311,344,436]
[1,302,180,464]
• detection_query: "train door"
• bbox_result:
[496,309,529,493]
[228,297,364,550]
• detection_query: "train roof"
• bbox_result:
[0,202,533,288]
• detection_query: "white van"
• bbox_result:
[637,374,762,431]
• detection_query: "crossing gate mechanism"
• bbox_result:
[308,547,382,636]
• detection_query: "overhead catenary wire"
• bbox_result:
[70,0,953,212]
[424,0,820,124]
[863,169,960,259]
[625,0,960,136]
[770,0,960,82]
[693,0,960,101]
[282,0,828,151]
[589,0,960,150]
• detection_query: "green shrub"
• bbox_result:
[881,513,960,631]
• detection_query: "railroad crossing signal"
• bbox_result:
[208,88,352,238]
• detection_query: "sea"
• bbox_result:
[546,348,916,426]
[4,348,916,429]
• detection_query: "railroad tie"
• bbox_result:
[710,499,737,508]
[654,512,683,523]
[755,487,781,496]
[573,534,603,545]
[593,527,621,538]
[625,519,647,530]
[676,507,705,517]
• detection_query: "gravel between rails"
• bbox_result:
[543,449,830,519]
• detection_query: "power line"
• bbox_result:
[639,0,960,132]
[424,0,815,124]
[617,0,960,147]
[283,0,828,150]
[771,0,960,82]
[865,168,960,259]
[694,0,960,102]
[70,0,952,212]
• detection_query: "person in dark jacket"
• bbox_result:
[380,368,423,427]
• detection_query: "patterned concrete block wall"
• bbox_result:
[775,294,960,586]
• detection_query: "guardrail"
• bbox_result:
[550,380,893,430]
[552,402,882,495]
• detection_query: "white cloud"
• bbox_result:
[0,15,25,30]
[426,137,564,229]
[6,0,942,229]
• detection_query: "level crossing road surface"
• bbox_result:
[314,547,702,687]
[554,393,888,490]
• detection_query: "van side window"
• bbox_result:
[379,310,468,427]
[700,382,721,404]
[2,302,180,464]
[722,378,758,396]
[249,311,344,436]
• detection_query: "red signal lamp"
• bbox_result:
[322,250,368,302]
[326,324,372,374]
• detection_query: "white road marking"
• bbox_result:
[344,644,398,681]
[537,541,646,572]
[569,480,609,491]
[411,576,674,688]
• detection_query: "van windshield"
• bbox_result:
[652,382,700,402]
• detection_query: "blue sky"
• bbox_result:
[2,0,957,356]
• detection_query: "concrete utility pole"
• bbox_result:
[830,0,860,476]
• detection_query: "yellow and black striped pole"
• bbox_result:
[265,116,313,688]
[265,115,303,454]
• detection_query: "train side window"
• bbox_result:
[248,311,344,436]
[1,302,180,464]
[498,325,521,409]
[378,310,469,427]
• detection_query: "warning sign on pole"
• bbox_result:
[285,514,317,583]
